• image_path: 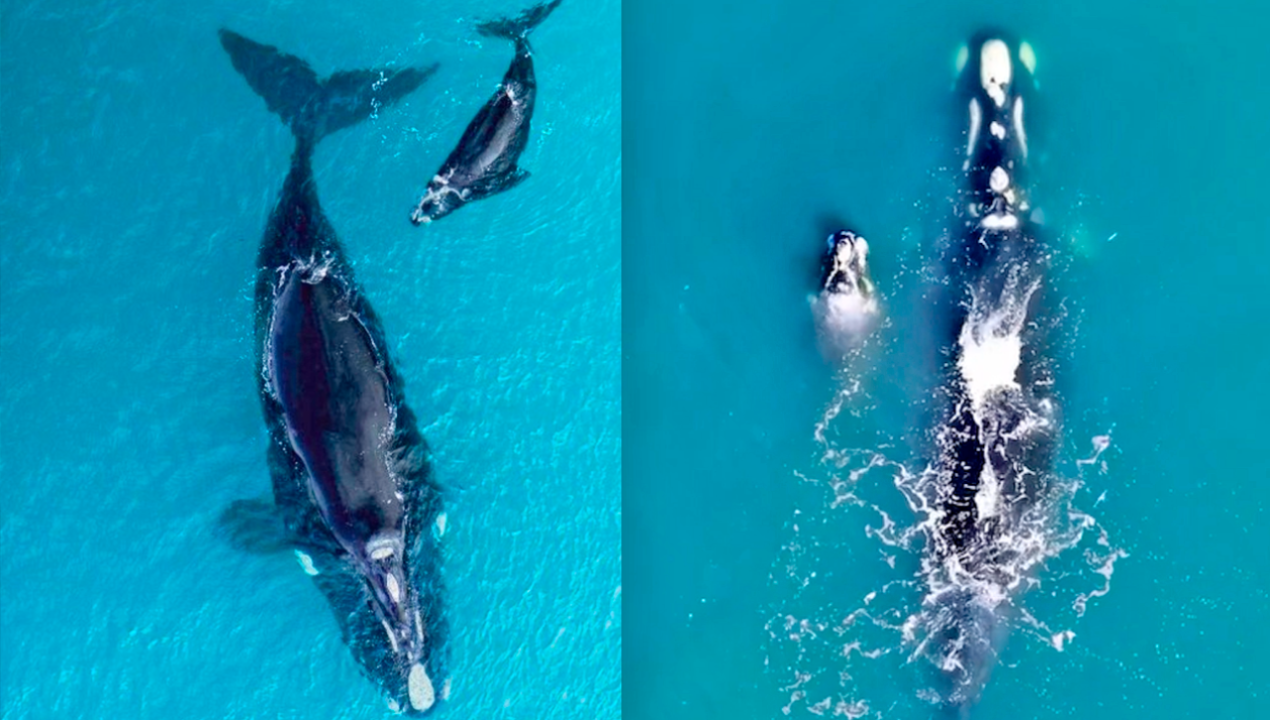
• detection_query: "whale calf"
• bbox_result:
[410,0,562,225]
[217,29,450,714]
[810,229,880,360]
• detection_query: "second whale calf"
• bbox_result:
[411,0,563,225]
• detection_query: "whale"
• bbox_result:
[810,229,880,360]
[918,31,1059,714]
[215,29,450,715]
[410,0,562,225]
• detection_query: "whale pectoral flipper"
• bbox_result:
[218,28,437,145]
[503,168,531,192]
[471,168,530,198]
[218,497,296,554]
[219,496,346,557]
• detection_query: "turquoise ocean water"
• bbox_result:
[626,1,1267,718]
[1,0,620,717]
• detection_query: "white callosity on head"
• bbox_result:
[981,213,1019,230]
[386,572,401,603]
[408,663,436,711]
[990,121,1005,139]
[367,532,399,561]
[979,39,1012,107]
[989,167,1009,194]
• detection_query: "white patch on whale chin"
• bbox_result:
[434,512,448,539]
[386,572,401,603]
[408,663,436,711]
[980,39,1012,107]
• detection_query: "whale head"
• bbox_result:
[811,230,880,360]
[821,230,874,300]
[357,532,441,715]
[410,177,466,226]
[955,32,1037,159]
[955,32,1037,109]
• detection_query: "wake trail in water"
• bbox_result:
[769,273,1124,717]
[770,339,1127,714]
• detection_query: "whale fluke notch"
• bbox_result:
[475,0,562,47]
[218,29,438,147]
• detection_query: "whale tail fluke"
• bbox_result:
[218,29,436,149]
[476,0,562,46]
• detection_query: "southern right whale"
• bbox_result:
[810,229,880,360]
[410,0,562,225]
[216,29,450,714]
[916,31,1059,714]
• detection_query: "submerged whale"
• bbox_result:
[410,0,562,225]
[216,29,450,714]
[918,31,1058,714]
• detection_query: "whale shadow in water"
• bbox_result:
[215,29,450,715]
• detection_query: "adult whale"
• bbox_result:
[216,29,450,715]
[918,31,1058,716]
[410,0,562,225]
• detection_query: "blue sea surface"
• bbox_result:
[1,0,620,717]
[626,1,1267,718]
